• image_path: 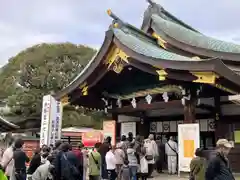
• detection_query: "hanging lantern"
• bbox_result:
[145,94,152,104]
[131,97,137,108]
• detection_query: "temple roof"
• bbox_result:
[0,115,19,132]
[141,0,199,33]
[151,15,240,54]
[143,1,240,61]
[54,3,240,103]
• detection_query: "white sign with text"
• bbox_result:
[40,95,63,147]
[178,123,200,174]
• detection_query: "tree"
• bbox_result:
[0,43,103,128]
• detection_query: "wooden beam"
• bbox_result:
[197,104,214,112]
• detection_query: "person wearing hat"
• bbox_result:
[205,139,235,180]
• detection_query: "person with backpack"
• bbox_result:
[54,143,81,180]
[88,143,101,180]
[73,142,84,180]
[165,136,178,175]
[119,159,131,180]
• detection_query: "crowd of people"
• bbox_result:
[0,133,236,180]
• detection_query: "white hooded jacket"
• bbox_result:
[144,139,158,164]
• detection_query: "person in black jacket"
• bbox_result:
[27,149,41,175]
[205,139,235,180]
[13,138,30,180]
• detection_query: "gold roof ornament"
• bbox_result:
[156,69,167,81]
[80,82,88,96]
[152,32,167,49]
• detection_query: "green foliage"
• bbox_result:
[62,109,104,129]
[0,42,103,128]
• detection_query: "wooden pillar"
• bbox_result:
[112,113,120,142]
[183,100,196,123]
[183,87,197,123]
[136,116,150,139]
[214,94,222,141]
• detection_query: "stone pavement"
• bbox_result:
[150,172,188,180]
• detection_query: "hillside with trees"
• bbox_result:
[0,43,103,129]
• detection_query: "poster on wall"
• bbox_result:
[103,121,116,145]
[82,130,104,147]
[40,95,63,147]
[121,122,136,138]
[178,123,200,174]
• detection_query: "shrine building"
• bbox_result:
[54,0,240,172]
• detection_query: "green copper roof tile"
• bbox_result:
[113,28,204,61]
[151,15,240,54]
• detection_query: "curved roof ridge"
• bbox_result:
[142,0,199,33]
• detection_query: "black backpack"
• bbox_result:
[60,153,80,180]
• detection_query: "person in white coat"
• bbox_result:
[144,134,158,178]
[1,139,14,180]
[105,147,117,180]
[165,136,178,174]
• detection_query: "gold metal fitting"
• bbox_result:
[107,9,112,16]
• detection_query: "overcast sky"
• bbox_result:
[0,0,240,67]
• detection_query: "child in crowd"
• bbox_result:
[120,159,131,180]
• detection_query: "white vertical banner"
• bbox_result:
[40,95,63,147]
[54,100,63,142]
[40,95,51,147]
[121,122,136,137]
[178,123,200,174]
